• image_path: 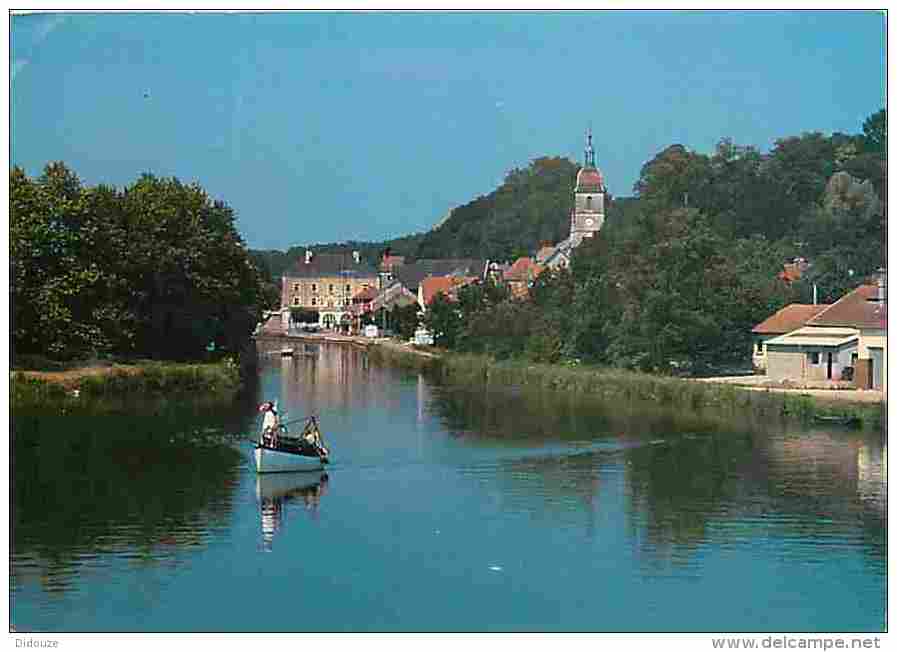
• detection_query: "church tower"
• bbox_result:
[570,127,606,245]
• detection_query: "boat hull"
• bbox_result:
[254,446,325,473]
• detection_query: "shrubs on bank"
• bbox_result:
[11,360,241,410]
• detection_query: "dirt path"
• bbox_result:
[693,376,884,404]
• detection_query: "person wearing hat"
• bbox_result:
[260,401,279,447]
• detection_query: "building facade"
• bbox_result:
[280,250,378,330]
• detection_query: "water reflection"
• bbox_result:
[273,345,405,413]
[11,407,247,596]
[12,343,886,632]
[257,472,330,551]
[426,383,887,571]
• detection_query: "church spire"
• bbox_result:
[584,126,596,168]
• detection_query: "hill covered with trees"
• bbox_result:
[421,109,886,372]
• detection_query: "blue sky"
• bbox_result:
[11,11,885,250]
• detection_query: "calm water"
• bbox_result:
[11,344,886,632]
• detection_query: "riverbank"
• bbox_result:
[11,360,242,411]
[366,343,884,429]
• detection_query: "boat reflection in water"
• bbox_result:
[256,472,329,551]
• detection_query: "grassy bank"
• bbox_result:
[443,355,884,429]
[370,344,884,430]
[367,342,442,372]
[11,360,242,412]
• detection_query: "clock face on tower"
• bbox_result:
[585,218,594,227]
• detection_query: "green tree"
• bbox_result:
[390,302,420,340]
[10,164,266,362]
[422,294,462,348]
[862,108,886,154]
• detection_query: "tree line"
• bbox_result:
[11,163,266,361]
[422,109,886,373]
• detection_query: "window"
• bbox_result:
[809,352,820,365]
[311,283,317,293]
[292,296,300,306]
[346,284,351,294]
[754,342,764,356]
[329,284,335,294]
[293,283,300,292]
[311,297,316,306]
[586,196,592,209]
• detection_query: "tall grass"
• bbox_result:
[435,354,884,430]
[11,361,241,413]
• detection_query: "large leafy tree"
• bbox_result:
[11,164,266,361]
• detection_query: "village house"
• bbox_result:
[751,303,829,370]
[778,257,810,284]
[758,272,886,390]
[503,256,544,299]
[805,275,886,391]
[347,282,418,333]
[280,250,378,331]
[417,275,477,312]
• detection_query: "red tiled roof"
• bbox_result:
[421,276,475,305]
[576,167,604,190]
[808,284,887,330]
[778,264,802,283]
[504,257,544,282]
[752,304,830,334]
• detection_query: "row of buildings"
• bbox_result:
[260,129,608,335]
[257,127,886,394]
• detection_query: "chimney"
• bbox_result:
[353,250,360,264]
[305,250,312,265]
[877,268,886,303]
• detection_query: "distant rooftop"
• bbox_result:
[285,252,377,279]
[752,304,830,335]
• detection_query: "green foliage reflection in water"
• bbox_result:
[12,409,245,593]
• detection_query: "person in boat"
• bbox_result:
[302,417,329,459]
[260,401,279,447]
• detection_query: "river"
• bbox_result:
[10,343,886,632]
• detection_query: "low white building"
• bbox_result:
[755,274,886,390]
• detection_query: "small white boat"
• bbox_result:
[280,347,294,357]
[254,445,325,473]
[253,414,330,474]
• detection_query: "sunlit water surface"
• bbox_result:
[11,344,886,632]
